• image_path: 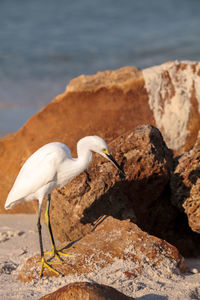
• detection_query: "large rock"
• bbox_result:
[143,61,200,153]
[171,130,200,233]
[18,217,185,282]
[38,282,131,300]
[48,125,173,244]
[1,61,200,213]
[47,125,200,257]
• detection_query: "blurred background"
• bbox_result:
[0,0,200,137]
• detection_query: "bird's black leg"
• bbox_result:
[45,194,56,251]
[37,201,59,277]
[37,203,44,259]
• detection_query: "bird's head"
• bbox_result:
[87,136,125,178]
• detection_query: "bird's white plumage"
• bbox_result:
[5,137,112,210]
[5,142,73,209]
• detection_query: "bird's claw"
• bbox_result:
[45,247,75,262]
[38,257,59,277]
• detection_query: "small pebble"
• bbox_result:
[191,268,199,274]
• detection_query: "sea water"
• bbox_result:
[0,0,200,136]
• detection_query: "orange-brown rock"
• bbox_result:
[171,130,200,233]
[49,125,172,244]
[1,61,200,213]
[18,217,185,283]
[38,282,131,300]
[47,125,200,257]
[0,66,147,214]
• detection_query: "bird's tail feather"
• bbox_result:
[4,198,23,210]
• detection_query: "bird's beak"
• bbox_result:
[103,150,125,178]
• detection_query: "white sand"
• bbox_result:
[0,214,200,300]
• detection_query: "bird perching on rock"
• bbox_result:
[5,136,125,277]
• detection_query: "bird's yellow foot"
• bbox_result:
[45,247,75,262]
[38,257,60,277]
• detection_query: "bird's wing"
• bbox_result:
[5,145,65,208]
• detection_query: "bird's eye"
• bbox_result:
[102,148,108,154]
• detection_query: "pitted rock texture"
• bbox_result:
[143,61,200,152]
[17,217,185,283]
[171,130,200,233]
[47,125,200,257]
[48,125,172,244]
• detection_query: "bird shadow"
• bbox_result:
[59,215,109,253]
[59,237,82,252]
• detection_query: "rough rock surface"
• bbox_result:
[143,61,200,153]
[18,217,185,283]
[171,131,200,233]
[46,125,200,257]
[48,125,172,244]
[38,282,132,300]
[42,124,200,257]
[1,61,200,213]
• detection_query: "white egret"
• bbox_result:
[4,136,125,277]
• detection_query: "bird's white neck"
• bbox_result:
[58,146,93,188]
[76,138,93,172]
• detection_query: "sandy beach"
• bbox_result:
[0,214,200,300]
